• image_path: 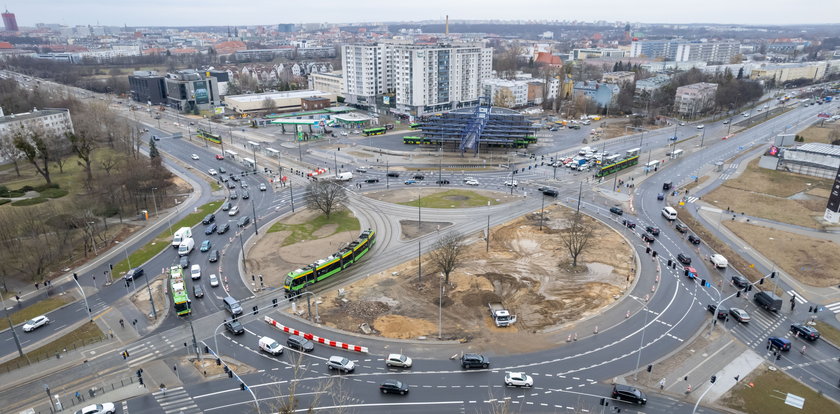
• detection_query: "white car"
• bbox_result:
[191,154,200,160]
[465,179,480,186]
[356,166,368,173]
[190,264,201,280]
[385,353,413,368]
[710,254,728,268]
[228,206,240,216]
[208,169,217,175]
[23,315,49,332]
[504,372,534,387]
[209,273,219,287]
[504,180,518,187]
[696,124,704,129]
[75,402,116,414]
[463,176,477,183]
[679,121,686,126]
[742,112,750,117]
[259,183,267,191]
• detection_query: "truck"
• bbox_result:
[178,237,195,256]
[754,291,783,312]
[335,172,353,181]
[488,302,517,327]
[172,227,192,248]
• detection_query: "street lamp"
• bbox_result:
[151,187,159,218]
[438,273,444,339]
[633,301,650,381]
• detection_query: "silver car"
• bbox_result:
[23,315,49,332]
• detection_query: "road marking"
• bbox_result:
[786,290,807,304]
[825,302,840,313]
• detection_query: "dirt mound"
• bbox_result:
[372,315,437,339]
[333,298,391,320]
[460,290,502,307]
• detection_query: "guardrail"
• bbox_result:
[264,316,368,353]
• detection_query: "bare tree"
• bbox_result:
[428,231,468,284]
[0,133,23,177]
[560,212,594,268]
[12,126,57,185]
[306,180,347,218]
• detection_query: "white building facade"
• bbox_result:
[0,108,74,138]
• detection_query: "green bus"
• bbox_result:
[403,136,424,144]
[595,155,640,178]
[409,123,421,130]
[196,128,222,144]
[285,229,376,297]
[363,127,387,136]
[170,266,191,316]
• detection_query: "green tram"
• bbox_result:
[409,123,421,130]
[284,229,376,297]
[595,155,640,178]
[196,128,222,144]
[363,127,387,136]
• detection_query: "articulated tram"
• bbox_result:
[284,229,376,297]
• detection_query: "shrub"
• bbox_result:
[34,183,60,192]
[19,185,34,192]
[0,199,10,206]
[11,197,48,206]
[0,186,8,198]
[40,188,69,198]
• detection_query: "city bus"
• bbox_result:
[170,266,191,316]
[197,128,222,144]
[595,155,640,178]
[363,127,387,136]
[403,136,424,144]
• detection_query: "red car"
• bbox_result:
[215,154,225,160]
[684,266,698,279]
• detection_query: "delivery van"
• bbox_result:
[172,227,192,248]
[178,237,195,256]
[661,206,678,221]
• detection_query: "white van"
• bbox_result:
[190,264,201,280]
[259,337,283,355]
[172,227,192,248]
[178,238,195,256]
[710,254,728,268]
[661,206,678,221]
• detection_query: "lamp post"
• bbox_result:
[438,273,444,339]
[633,301,650,380]
[151,187,159,218]
[71,274,92,322]
[238,229,247,272]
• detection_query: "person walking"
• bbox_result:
[119,319,125,328]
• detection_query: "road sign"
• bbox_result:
[784,393,805,409]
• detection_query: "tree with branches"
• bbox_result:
[13,126,56,185]
[306,180,347,218]
[148,137,161,167]
[428,231,468,284]
[560,212,594,268]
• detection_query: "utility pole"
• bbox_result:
[700,128,706,147]
[539,194,545,230]
[145,270,157,319]
[71,273,92,322]
[289,179,295,212]
[1,294,24,358]
[189,320,200,360]
[385,160,390,189]
[250,198,259,235]
[576,181,583,213]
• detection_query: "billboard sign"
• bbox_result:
[193,81,209,104]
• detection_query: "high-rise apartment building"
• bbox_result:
[2,9,18,32]
[342,43,493,116]
[631,40,740,64]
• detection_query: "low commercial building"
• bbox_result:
[0,108,74,137]
[572,48,626,60]
[573,81,619,108]
[164,70,221,112]
[307,71,344,96]
[674,82,718,117]
[129,71,167,105]
[779,143,840,179]
[224,90,336,114]
[601,71,636,86]
[750,62,829,84]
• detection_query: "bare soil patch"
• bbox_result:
[311,204,635,351]
[723,221,840,287]
[799,124,840,144]
[400,220,452,240]
[367,187,522,206]
[130,277,167,318]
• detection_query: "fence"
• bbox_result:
[0,335,108,374]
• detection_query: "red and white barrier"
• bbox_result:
[264,316,368,353]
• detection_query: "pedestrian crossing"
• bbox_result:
[685,196,699,203]
[726,303,787,348]
[825,301,840,314]
[153,386,201,414]
[785,290,807,305]
[125,335,174,368]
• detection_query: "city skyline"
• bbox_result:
[4,0,839,28]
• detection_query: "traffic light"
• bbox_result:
[272,298,278,308]
[228,370,234,378]
[668,259,672,267]
[701,279,707,287]
[759,278,764,285]
[736,291,741,297]
[216,358,221,365]
[136,369,142,378]
[252,305,259,315]
[684,268,689,276]
[599,398,608,406]
[223,365,229,373]
[240,383,246,391]
[73,272,78,281]
[647,364,652,373]
[109,263,113,270]
[711,375,717,384]
[138,377,144,386]
[813,306,818,314]
[770,271,776,278]
[204,346,210,354]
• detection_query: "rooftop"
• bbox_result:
[225,90,333,103]
[0,109,69,125]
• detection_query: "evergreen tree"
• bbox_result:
[149,137,161,167]
[737,67,744,79]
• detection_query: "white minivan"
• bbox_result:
[661,206,678,221]
[259,337,283,355]
[178,237,195,256]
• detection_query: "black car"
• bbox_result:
[224,319,244,335]
[124,267,144,281]
[612,384,647,405]
[230,191,238,200]
[230,175,239,182]
[379,379,409,395]
[790,324,820,341]
[731,275,750,288]
[677,253,691,265]
[205,223,218,235]
[641,233,655,243]
[238,216,251,227]
[287,335,315,352]
[688,234,702,245]
[657,192,665,200]
[662,181,673,191]
[241,191,250,200]
[202,213,215,224]
[219,167,226,174]
[208,249,219,263]
[622,219,636,229]
[222,202,232,211]
[217,222,230,234]
[436,179,450,185]
[461,353,489,369]
[609,207,624,215]
[645,226,660,236]
[193,284,204,298]
[413,174,425,180]
[179,255,190,268]
[227,181,236,189]
[542,189,559,197]
[365,178,380,183]
[386,172,400,178]
[675,223,688,233]
[707,304,728,320]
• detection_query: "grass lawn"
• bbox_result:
[110,199,224,279]
[812,321,840,346]
[268,209,360,246]
[721,366,840,414]
[799,124,840,144]
[4,296,73,325]
[723,221,840,287]
[0,322,105,373]
[398,189,502,208]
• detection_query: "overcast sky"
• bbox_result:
[5,1,838,27]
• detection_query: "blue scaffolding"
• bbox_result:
[459,96,492,154]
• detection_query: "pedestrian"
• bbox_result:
[125,349,129,358]
[133,319,138,326]
[119,319,124,328]
[734,375,740,382]
[108,329,114,339]
[35,283,39,290]
[121,351,126,360]
[659,378,666,390]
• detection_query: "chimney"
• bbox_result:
[445,15,449,36]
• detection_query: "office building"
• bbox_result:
[0,109,74,138]
[224,90,336,114]
[601,71,636,86]
[308,71,344,96]
[129,71,167,105]
[674,82,718,117]
[631,40,740,63]
[573,81,620,108]
[2,9,17,32]
[164,70,221,112]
